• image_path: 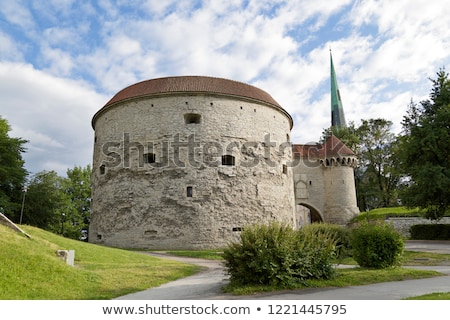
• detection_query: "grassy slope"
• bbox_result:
[351,206,421,222]
[0,225,199,299]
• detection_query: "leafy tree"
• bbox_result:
[398,69,450,220]
[0,116,28,217]
[321,119,400,210]
[63,165,92,239]
[22,170,68,233]
[21,166,92,240]
[356,119,400,209]
[320,121,360,152]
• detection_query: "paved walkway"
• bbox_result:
[116,241,450,300]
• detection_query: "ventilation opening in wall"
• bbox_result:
[222,155,235,166]
[99,164,106,175]
[186,186,193,197]
[143,153,156,164]
[184,113,201,124]
[232,227,243,232]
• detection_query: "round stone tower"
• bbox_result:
[320,135,359,224]
[292,135,359,226]
[89,76,296,249]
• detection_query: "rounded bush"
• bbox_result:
[222,222,337,287]
[301,223,352,260]
[351,222,404,269]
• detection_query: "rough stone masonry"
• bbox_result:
[89,76,359,249]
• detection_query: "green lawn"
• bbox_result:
[0,224,199,299]
[222,267,441,295]
[351,206,421,222]
[1,224,449,300]
[406,292,450,300]
[166,249,447,297]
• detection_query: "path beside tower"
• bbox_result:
[116,241,450,300]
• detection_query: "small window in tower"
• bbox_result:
[186,186,193,197]
[99,164,106,175]
[184,113,201,124]
[309,180,312,186]
[222,155,235,166]
[97,234,102,240]
[232,227,243,232]
[282,164,287,174]
[143,153,156,164]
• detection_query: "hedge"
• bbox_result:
[410,224,450,240]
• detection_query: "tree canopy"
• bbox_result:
[321,119,400,210]
[0,116,28,216]
[398,69,450,220]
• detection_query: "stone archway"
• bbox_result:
[298,203,323,224]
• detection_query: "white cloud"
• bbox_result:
[1,0,450,176]
[0,0,35,30]
[0,62,107,176]
[0,32,24,61]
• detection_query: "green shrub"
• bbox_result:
[301,223,352,261]
[351,222,404,269]
[222,222,337,288]
[410,224,450,240]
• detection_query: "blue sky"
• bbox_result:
[1,0,449,176]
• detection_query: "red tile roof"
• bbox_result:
[93,76,292,129]
[293,135,355,159]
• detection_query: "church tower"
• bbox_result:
[330,51,346,128]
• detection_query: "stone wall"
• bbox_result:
[89,94,295,249]
[292,157,359,226]
[386,217,450,238]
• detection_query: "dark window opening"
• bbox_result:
[282,164,287,174]
[97,234,102,240]
[184,113,201,124]
[232,227,243,232]
[143,153,156,164]
[309,180,312,186]
[187,186,193,197]
[99,164,106,175]
[222,155,235,166]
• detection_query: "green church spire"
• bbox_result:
[330,51,346,128]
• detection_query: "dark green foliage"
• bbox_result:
[398,69,450,220]
[351,222,404,269]
[0,117,28,217]
[301,223,352,261]
[355,119,401,209]
[321,118,401,211]
[410,224,450,240]
[222,222,337,287]
[21,165,92,240]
